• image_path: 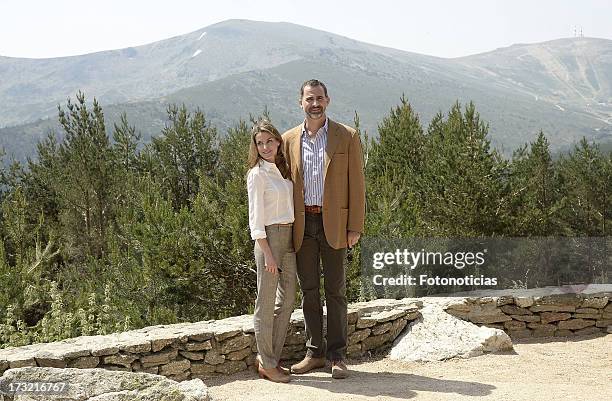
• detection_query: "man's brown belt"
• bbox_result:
[305,205,322,214]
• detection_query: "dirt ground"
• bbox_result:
[206,334,611,401]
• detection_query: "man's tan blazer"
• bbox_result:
[282,119,366,251]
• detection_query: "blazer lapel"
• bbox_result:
[324,119,340,182]
[291,126,303,182]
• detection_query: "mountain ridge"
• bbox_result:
[0,19,610,162]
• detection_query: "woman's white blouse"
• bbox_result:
[247,160,294,240]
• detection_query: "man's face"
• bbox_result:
[300,85,329,120]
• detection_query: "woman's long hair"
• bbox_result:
[248,120,291,179]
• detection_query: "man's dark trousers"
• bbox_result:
[297,213,347,361]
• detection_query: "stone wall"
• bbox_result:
[444,288,612,339]
[0,299,421,381]
[2,287,609,382]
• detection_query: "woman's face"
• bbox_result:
[255,130,280,163]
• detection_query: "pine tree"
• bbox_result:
[366,96,425,237]
[112,112,141,174]
[367,95,425,181]
[507,131,564,235]
[557,138,611,236]
[420,102,509,236]
[147,105,218,211]
[56,92,118,259]
[21,133,62,228]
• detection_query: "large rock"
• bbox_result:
[390,299,513,362]
[0,367,211,400]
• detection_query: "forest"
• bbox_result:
[0,92,609,348]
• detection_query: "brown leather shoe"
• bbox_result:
[331,360,349,379]
[255,355,291,382]
[290,356,326,374]
[258,366,291,383]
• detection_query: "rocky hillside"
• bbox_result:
[1,20,611,162]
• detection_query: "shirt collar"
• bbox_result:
[258,158,277,172]
[301,117,329,138]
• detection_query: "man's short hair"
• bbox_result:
[300,79,328,98]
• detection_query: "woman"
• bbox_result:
[247,120,296,383]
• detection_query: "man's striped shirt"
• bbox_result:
[301,118,328,206]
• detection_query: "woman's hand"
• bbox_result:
[264,254,279,274]
[256,238,280,274]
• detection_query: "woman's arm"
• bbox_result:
[247,168,278,274]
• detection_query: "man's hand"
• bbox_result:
[347,231,361,248]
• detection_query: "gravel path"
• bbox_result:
[207,334,611,401]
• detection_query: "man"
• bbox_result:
[282,79,366,379]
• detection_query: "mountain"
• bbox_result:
[1,19,611,163]
[457,38,612,119]
[0,19,428,128]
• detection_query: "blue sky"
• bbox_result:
[2,0,611,58]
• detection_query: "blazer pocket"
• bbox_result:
[332,153,348,169]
